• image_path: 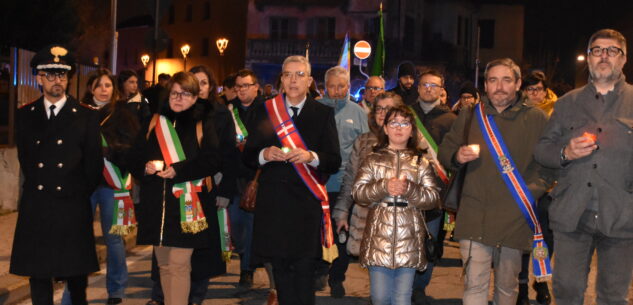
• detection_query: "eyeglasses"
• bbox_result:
[235,83,256,90]
[460,94,475,100]
[420,83,442,90]
[588,46,624,57]
[170,91,194,99]
[366,86,384,91]
[375,106,391,114]
[525,86,544,93]
[39,71,68,82]
[282,71,307,79]
[387,120,412,129]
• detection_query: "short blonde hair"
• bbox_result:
[282,55,311,76]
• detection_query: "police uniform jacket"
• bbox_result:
[10,96,102,277]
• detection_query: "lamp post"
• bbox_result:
[216,38,229,56]
[180,44,190,71]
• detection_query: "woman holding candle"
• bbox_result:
[352,105,440,305]
[128,72,223,305]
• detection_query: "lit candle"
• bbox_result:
[582,132,597,142]
[152,160,164,172]
[281,147,291,154]
[468,144,480,156]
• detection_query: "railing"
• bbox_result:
[247,39,343,63]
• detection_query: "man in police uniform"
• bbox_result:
[10,45,102,305]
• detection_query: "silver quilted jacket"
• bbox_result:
[352,147,439,270]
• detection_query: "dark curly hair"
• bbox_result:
[374,105,425,155]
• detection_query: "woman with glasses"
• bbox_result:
[333,92,404,257]
[127,72,222,305]
[352,105,439,305]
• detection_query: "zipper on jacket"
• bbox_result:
[392,150,401,269]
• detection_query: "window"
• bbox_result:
[270,17,298,40]
[167,39,173,58]
[479,19,495,49]
[404,16,415,50]
[306,17,336,40]
[168,5,175,24]
[364,17,380,39]
[186,4,193,22]
[201,38,209,56]
[203,2,211,20]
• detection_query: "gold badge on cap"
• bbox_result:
[50,46,68,63]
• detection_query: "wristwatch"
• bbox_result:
[560,146,570,166]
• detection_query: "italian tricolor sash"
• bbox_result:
[475,102,552,281]
[264,95,338,263]
[155,115,208,234]
[102,135,136,236]
[409,107,449,184]
[227,103,248,151]
[409,108,455,231]
[217,207,233,262]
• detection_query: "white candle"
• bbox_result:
[281,147,291,154]
[152,160,165,172]
[468,144,480,156]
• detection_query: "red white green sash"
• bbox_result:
[217,207,233,262]
[409,107,449,184]
[475,102,552,281]
[101,135,137,236]
[155,115,208,234]
[264,95,338,263]
[227,103,248,151]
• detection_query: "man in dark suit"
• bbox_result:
[10,45,103,305]
[243,55,341,305]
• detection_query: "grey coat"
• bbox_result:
[535,77,633,238]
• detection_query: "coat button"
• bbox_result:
[597,127,602,133]
[56,186,62,191]
[593,164,597,169]
[588,182,592,187]
[57,163,63,168]
[37,185,44,190]
[37,162,44,168]
[57,139,63,145]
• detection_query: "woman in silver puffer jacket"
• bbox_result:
[333,92,405,256]
[352,105,439,305]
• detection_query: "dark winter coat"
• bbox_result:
[243,97,341,259]
[11,96,102,277]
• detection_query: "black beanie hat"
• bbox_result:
[397,62,416,78]
[459,82,479,97]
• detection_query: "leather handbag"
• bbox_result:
[421,210,440,262]
[441,106,475,213]
[239,168,262,212]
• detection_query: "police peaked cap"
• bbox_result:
[30,44,75,72]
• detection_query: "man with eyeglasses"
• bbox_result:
[359,76,385,113]
[409,68,456,305]
[10,45,102,305]
[243,55,341,305]
[535,28,633,305]
[314,66,368,298]
[522,71,557,117]
[389,61,419,106]
[227,69,267,290]
[439,58,554,305]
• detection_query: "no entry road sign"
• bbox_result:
[354,40,372,60]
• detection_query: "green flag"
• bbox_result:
[370,3,385,76]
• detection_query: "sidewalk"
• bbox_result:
[0,211,137,305]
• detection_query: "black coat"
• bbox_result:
[410,103,457,145]
[11,96,102,277]
[243,97,341,259]
[389,84,419,106]
[230,96,265,186]
[128,104,223,252]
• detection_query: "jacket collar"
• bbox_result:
[319,94,350,112]
[481,94,525,118]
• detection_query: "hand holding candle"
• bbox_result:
[152,160,165,172]
[564,133,598,161]
[468,144,480,156]
[582,132,597,143]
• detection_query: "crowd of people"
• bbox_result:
[10,27,633,305]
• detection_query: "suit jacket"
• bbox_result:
[11,96,102,277]
[243,96,341,259]
[535,77,633,238]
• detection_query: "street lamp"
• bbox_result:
[577,54,586,62]
[216,38,229,56]
[180,44,190,71]
[141,54,150,68]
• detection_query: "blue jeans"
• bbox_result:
[62,186,128,304]
[412,213,441,291]
[368,266,416,305]
[228,196,254,271]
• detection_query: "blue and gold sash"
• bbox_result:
[475,102,552,281]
